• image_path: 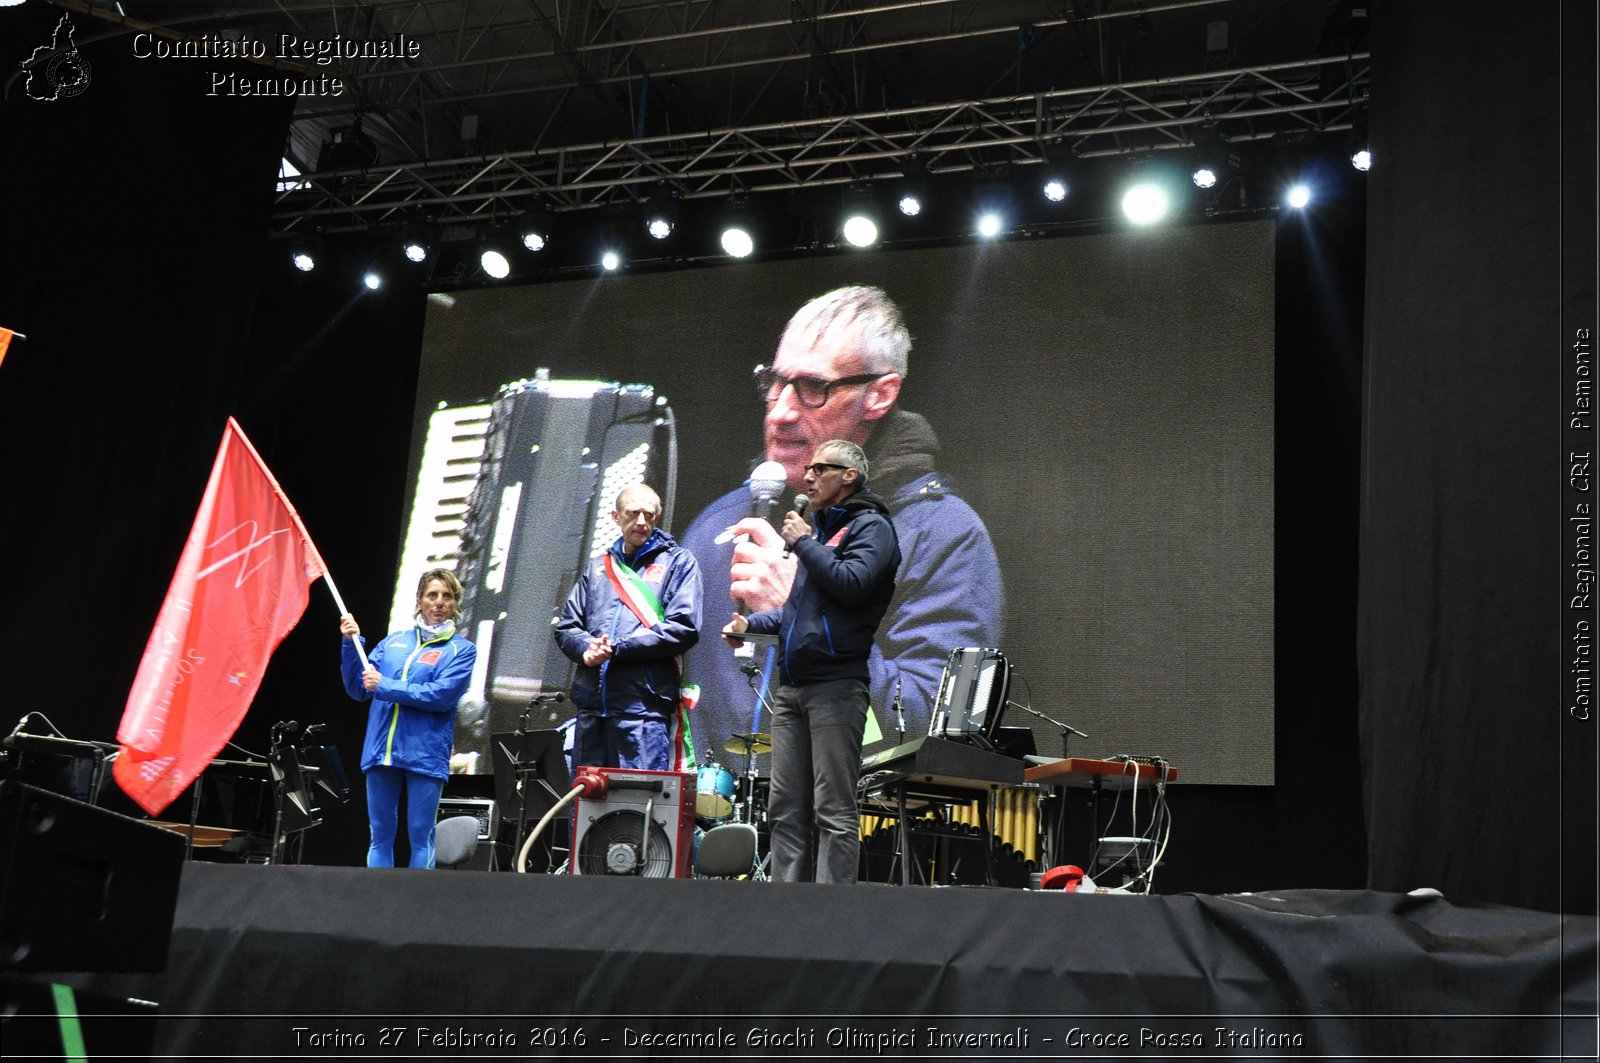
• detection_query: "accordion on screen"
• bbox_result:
[392,373,678,758]
[928,647,1011,747]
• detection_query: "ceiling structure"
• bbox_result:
[61,0,1369,236]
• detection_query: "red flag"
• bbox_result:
[0,327,14,371]
[114,418,328,816]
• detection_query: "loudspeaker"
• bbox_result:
[0,781,185,971]
[569,769,694,878]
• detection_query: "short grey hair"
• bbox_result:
[818,439,870,485]
[781,286,911,377]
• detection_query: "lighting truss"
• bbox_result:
[271,54,1368,235]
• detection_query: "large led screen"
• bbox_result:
[396,220,1274,785]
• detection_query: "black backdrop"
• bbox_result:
[3,1,1588,911]
[1359,0,1597,915]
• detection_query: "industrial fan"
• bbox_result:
[569,768,695,878]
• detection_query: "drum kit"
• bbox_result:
[695,731,772,827]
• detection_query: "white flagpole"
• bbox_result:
[321,571,372,670]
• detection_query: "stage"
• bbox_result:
[30,863,1597,1059]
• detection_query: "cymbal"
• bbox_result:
[724,731,772,755]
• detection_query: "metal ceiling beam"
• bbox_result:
[271,52,1369,232]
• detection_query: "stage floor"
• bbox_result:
[30,864,1600,1059]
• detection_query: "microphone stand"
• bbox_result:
[1008,701,1088,758]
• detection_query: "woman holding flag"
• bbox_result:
[553,484,703,773]
[339,569,476,868]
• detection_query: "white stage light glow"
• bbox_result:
[1350,149,1372,172]
[363,271,383,290]
[842,215,879,248]
[601,250,621,271]
[976,212,1004,238]
[1192,167,1218,189]
[481,250,511,279]
[1286,183,1312,209]
[292,251,315,272]
[1121,183,1169,225]
[721,226,754,258]
[1042,179,1067,203]
[898,194,922,217]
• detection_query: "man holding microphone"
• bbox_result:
[724,440,899,884]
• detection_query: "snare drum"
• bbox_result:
[695,765,736,820]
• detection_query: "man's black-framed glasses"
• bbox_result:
[753,364,885,409]
[803,462,849,477]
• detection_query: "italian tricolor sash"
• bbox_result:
[603,552,699,772]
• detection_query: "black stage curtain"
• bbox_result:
[1360,1,1598,913]
[0,5,419,867]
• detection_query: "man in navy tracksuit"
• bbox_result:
[554,484,703,771]
[726,440,900,884]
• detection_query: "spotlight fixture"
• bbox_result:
[897,193,923,217]
[518,212,551,253]
[1350,148,1372,172]
[719,200,756,258]
[398,222,432,265]
[288,232,322,272]
[976,211,1005,238]
[1286,183,1312,209]
[840,185,880,248]
[897,154,928,218]
[363,270,383,291]
[1191,167,1218,189]
[1121,182,1170,225]
[1042,177,1068,203]
[642,196,680,241]
[480,249,511,279]
[600,249,622,271]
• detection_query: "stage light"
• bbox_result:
[519,213,550,252]
[601,250,622,271]
[1192,167,1218,189]
[898,193,923,217]
[399,222,432,264]
[1121,182,1169,225]
[897,154,928,219]
[1286,183,1312,209]
[976,211,1005,238]
[402,240,427,263]
[1042,177,1067,203]
[481,249,511,279]
[1350,148,1372,172]
[721,226,754,257]
[363,270,383,291]
[840,185,880,248]
[642,197,679,241]
[288,233,321,272]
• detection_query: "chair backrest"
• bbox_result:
[434,815,483,868]
[693,823,758,878]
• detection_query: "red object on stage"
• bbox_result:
[1040,864,1088,891]
[114,418,328,816]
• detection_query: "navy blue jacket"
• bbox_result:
[745,489,900,686]
[553,528,702,718]
[679,410,1004,743]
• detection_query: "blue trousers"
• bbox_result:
[573,709,669,771]
[365,766,445,868]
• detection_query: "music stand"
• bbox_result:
[490,729,571,872]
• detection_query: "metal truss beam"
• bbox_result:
[272,52,1369,233]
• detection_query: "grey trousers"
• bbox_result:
[767,676,869,884]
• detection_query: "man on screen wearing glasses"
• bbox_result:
[679,286,1003,772]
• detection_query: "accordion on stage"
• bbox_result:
[391,373,677,768]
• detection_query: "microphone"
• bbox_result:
[782,495,810,558]
[529,690,568,705]
[748,460,788,526]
